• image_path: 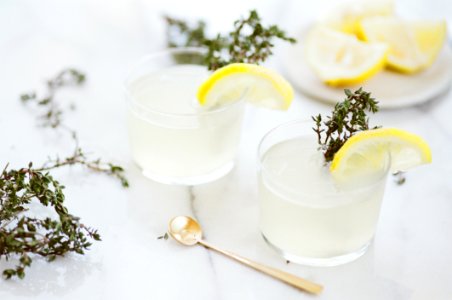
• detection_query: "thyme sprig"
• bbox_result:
[0,162,101,279]
[165,10,296,70]
[393,171,406,185]
[39,134,129,188]
[312,88,380,162]
[157,233,169,240]
[0,69,128,279]
[20,68,85,129]
[20,68,128,187]
[165,16,207,48]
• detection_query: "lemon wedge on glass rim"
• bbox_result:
[197,63,294,110]
[330,128,432,181]
[359,17,447,73]
[304,27,388,86]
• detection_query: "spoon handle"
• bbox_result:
[198,240,323,294]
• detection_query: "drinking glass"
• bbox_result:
[258,120,391,266]
[125,48,245,185]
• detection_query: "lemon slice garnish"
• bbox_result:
[359,17,447,73]
[331,128,432,181]
[197,63,294,110]
[305,27,388,86]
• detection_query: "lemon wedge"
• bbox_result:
[323,0,394,37]
[305,27,388,86]
[359,17,447,73]
[331,128,432,181]
[197,63,294,110]
[411,20,447,66]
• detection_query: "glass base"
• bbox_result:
[262,233,371,267]
[141,161,234,185]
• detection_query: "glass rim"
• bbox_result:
[123,47,245,118]
[257,118,392,199]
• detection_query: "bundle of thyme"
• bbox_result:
[165,10,296,70]
[0,163,100,279]
[0,69,128,279]
[312,88,380,162]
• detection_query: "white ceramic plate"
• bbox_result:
[283,32,452,109]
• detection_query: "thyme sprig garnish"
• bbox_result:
[0,162,101,279]
[312,88,380,162]
[165,16,207,48]
[165,10,296,70]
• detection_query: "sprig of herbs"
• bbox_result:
[20,68,128,187]
[0,69,129,279]
[0,162,101,279]
[312,88,380,162]
[20,68,86,129]
[165,16,207,48]
[157,233,169,240]
[165,10,296,70]
[39,134,129,188]
[393,171,406,185]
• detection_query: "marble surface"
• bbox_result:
[1,0,452,299]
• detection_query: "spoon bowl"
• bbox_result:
[168,216,202,246]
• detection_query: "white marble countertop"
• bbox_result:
[1,0,452,299]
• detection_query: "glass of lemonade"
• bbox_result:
[125,48,245,185]
[258,120,391,266]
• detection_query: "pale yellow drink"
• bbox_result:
[126,53,244,185]
[258,122,389,266]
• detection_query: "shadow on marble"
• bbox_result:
[0,254,101,297]
[125,160,238,229]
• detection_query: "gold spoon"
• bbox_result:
[168,216,323,295]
